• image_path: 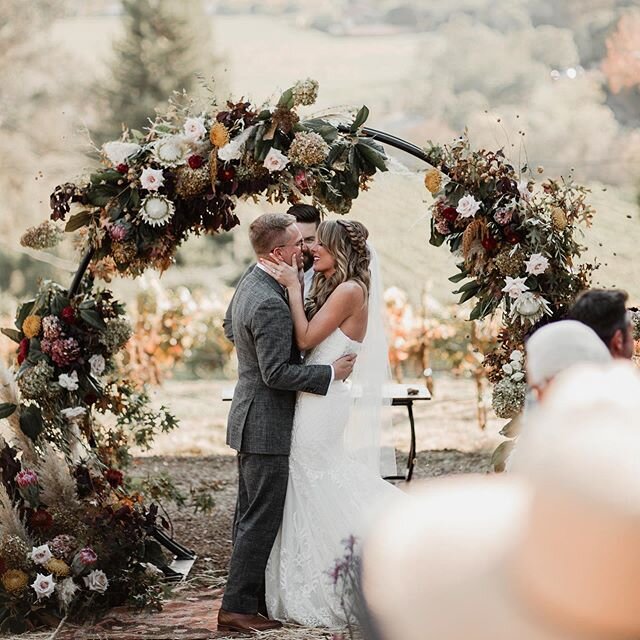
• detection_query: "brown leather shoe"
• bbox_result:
[217,608,283,634]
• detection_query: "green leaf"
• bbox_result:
[453,280,480,294]
[500,415,522,438]
[458,285,481,304]
[355,141,387,172]
[301,118,339,143]
[1,328,21,343]
[65,210,93,232]
[491,440,516,473]
[277,88,294,109]
[350,105,370,133]
[79,309,106,331]
[327,142,347,167]
[15,300,35,331]
[87,184,118,207]
[0,403,16,420]
[20,405,44,441]
[448,271,468,284]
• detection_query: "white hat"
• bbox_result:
[363,362,640,640]
[525,320,611,387]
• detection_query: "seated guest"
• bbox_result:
[566,288,634,359]
[362,362,640,640]
[525,319,612,402]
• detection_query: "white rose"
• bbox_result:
[140,167,165,191]
[262,148,289,173]
[502,277,529,299]
[152,135,190,167]
[456,194,481,219]
[58,371,79,391]
[89,354,106,377]
[61,406,86,420]
[32,573,56,600]
[83,569,109,594]
[525,253,549,276]
[183,117,207,142]
[30,544,52,565]
[102,141,141,166]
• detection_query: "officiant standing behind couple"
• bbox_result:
[218,212,400,633]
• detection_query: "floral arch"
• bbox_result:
[0,79,594,627]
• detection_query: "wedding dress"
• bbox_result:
[265,328,399,627]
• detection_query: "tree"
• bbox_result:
[95,0,219,142]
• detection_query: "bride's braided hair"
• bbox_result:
[305,219,371,320]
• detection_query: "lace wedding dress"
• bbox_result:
[265,327,400,628]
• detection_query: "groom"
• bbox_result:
[218,213,356,633]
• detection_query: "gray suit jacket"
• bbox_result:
[223,266,332,454]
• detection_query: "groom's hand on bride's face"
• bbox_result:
[333,353,357,381]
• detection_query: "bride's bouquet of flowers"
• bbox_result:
[423,133,596,421]
[47,79,388,279]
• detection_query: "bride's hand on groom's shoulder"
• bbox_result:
[260,255,301,290]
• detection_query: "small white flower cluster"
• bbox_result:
[292,78,319,106]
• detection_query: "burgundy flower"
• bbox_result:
[16,469,38,488]
[187,154,204,169]
[60,306,76,325]
[77,547,97,566]
[49,337,80,366]
[84,392,98,405]
[220,166,236,182]
[104,468,124,488]
[109,224,128,241]
[116,163,129,174]
[42,315,63,340]
[0,557,6,575]
[442,207,458,223]
[17,338,29,365]
[481,235,498,252]
[29,508,53,530]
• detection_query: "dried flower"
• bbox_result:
[29,508,53,530]
[511,292,552,324]
[494,208,513,225]
[494,248,526,277]
[502,277,529,299]
[31,573,56,600]
[46,558,70,577]
[30,544,53,566]
[492,378,527,418]
[292,78,319,106]
[42,316,63,340]
[104,468,124,488]
[175,165,211,198]
[88,354,106,377]
[48,535,78,562]
[84,569,109,594]
[140,167,165,191]
[1,569,29,594]
[99,317,133,353]
[20,221,63,250]
[22,315,42,339]
[424,169,442,194]
[287,132,330,167]
[110,224,128,241]
[18,361,55,399]
[209,122,230,148]
[0,535,30,570]
[152,135,190,168]
[139,194,175,227]
[56,577,79,610]
[183,117,207,142]
[48,337,80,366]
[271,106,300,133]
[551,206,568,231]
[57,371,79,391]
[60,306,76,324]
[102,141,141,166]
[72,547,97,575]
[456,194,481,219]
[263,148,289,173]
[17,337,29,364]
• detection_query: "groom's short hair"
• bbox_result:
[249,213,296,255]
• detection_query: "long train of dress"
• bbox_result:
[265,328,400,628]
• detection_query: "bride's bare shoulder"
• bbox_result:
[332,280,365,301]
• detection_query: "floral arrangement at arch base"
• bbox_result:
[47,79,388,279]
[423,134,597,467]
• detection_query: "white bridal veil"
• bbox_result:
[343,243,397,478]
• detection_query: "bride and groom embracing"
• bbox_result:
[218,212,400,634]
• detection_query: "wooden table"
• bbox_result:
[221,382,431,482]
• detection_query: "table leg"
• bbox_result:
[406,401,416,481]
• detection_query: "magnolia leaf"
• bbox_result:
[65,211,93,232]
[20,405,44,441]
[301,118,339,143]
[355,141,387,172]
[0,403,17,420]
[15,300,35,331]
[500,415,522,438]
[459,286,481,304]
[277,88,294,109]
[1,328,22,343]
[79,309,106,331]
[491,440,515,473]
[448,271,468,284]
[350,105,370,133]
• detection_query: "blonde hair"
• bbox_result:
[305,219,370,319]
[249,213,296,255]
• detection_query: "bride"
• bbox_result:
[260,218,400,628]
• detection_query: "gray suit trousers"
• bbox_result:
[222,452,289,614]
